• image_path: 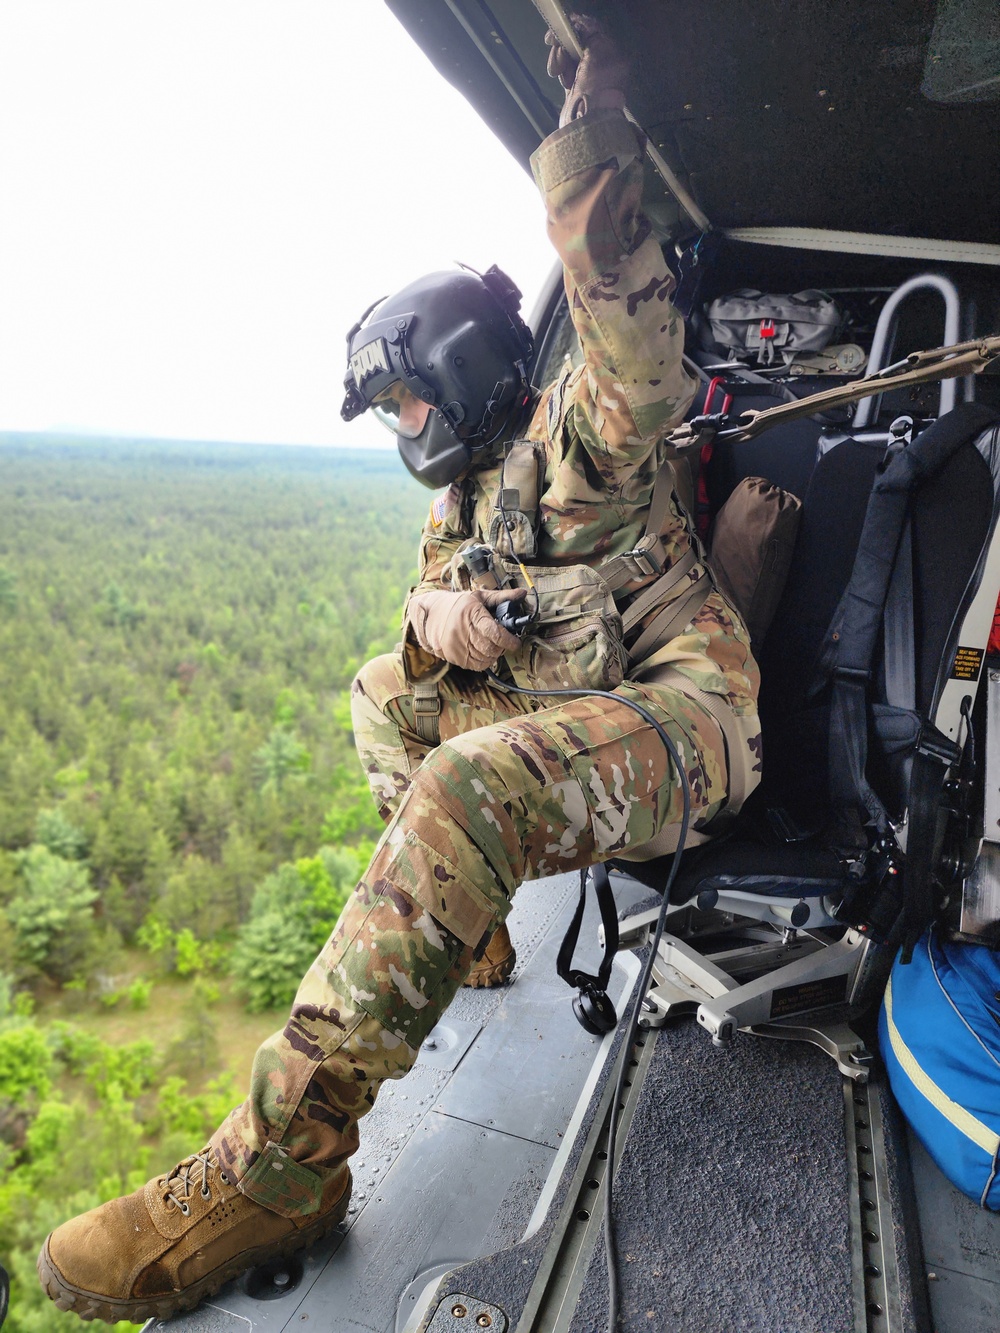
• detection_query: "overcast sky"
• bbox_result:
[0,1,557,448]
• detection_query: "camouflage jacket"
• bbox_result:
[405,109,759,719]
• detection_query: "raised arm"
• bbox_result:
[532,23,696,461]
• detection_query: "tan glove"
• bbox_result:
[544,14,629,127]
[408,588,527,672]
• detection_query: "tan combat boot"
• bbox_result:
[37,1147,351,1324]
[463,920,516,988]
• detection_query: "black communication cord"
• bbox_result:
[486,670,691,1333]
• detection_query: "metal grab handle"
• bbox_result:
[530,0,711,233]
[853,274,962,428]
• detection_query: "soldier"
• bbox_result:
[37,16,761,1323]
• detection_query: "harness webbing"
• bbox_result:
[823,403,999,955]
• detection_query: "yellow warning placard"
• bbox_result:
[950,646,984,681]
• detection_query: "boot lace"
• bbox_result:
[163,1148,234,1216]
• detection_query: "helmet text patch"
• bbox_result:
[350,338,390,388]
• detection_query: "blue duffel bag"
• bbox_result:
[879,929,1000,1209]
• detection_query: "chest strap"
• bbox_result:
[600,464,678,591]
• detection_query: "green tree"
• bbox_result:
[252,728,310,795]
[33,810,87,862]
[0,1024,54,1111]
[0,567,16,614]
[230,850,356,1011]
[6,848,97,980]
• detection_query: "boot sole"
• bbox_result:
[463,946,516,989]
[463,960,515,987]
[37,1177,352,1324]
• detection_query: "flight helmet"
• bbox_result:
[341,264,534,489]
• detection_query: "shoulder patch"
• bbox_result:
[430,485,459,529]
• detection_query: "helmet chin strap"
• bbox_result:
[470,372,537,460]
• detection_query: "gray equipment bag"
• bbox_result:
[706,289,843,367]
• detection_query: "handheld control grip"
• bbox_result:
[494,599,533,636]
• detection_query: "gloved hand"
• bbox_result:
[408,587,528,672]
[544,14,629,127]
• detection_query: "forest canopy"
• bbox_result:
[0,435,428,1330]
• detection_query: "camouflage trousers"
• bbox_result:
[213,653,749,1216]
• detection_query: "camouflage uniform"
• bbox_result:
[212,108,761,1215]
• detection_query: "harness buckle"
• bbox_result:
[624,535,664,578]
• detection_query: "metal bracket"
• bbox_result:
[695,932,866,1050]
[615,895,870,1072]
[753,1020,873,1082]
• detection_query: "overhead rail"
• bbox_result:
[726,227,1000,267]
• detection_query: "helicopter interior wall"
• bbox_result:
[586,0,1000,244]
[387,1,1000,252]
[685,242,1000,505]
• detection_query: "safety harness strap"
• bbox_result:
[884,519,916,712]
[620,549,699,632]
[600,464,678,590]
[557,864,619,996]
[626,574,714,666]
[411,678,442,745]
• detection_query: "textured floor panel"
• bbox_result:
[566,1023,853,1333]
[158,873,646,1333]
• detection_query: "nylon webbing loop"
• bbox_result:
[411,679,442,745]
[557,863,619,996]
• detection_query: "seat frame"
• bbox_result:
[611,274,1000,1077]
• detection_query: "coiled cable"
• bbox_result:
[486,671,692,1332]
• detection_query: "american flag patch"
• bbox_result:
[430,493,449,528]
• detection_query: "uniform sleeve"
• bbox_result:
[531,109,697,462]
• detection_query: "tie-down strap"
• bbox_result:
[667,335,1000,449]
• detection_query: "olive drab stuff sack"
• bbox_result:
[708,475,802,647]
[879,930,1000,1209]
[705,289,843,367]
